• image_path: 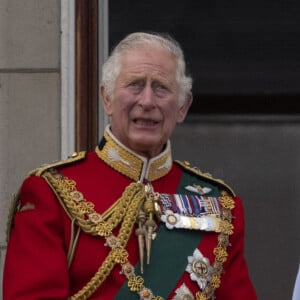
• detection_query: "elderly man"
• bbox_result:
[4,32,257,300]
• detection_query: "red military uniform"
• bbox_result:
[3,127,257,299]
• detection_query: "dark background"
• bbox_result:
[109,0,300,114]
[108,1,300,299]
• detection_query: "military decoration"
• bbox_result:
[185,184,212,195]
[173,283,195,300]
[186,249,214,290]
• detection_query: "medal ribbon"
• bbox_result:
[159,193,221,216]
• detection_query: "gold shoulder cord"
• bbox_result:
[43,169,148,299]
[43,169,235,300]
[6,153,86,244]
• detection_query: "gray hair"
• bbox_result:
[101,32,192,105]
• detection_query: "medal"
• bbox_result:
[185,184,212,195]
[160,210,220,232]
[186,249,214,290]
[173,283,194,300]
[158,193,221,217]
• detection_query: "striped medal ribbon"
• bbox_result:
[159,193,221,217]
[158,194,222,232]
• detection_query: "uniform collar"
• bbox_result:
[95,126,173,182]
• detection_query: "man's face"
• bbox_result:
[101,46,191,158]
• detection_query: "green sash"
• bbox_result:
[115,171,220,299]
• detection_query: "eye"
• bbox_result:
[130,81,139,87]
[128,79,144,86]
[156,84,167,91]
[153,83,169,97]
[127,80,144,93]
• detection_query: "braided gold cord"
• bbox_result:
[69,182,145,299]
[43,170,235,300]
[70,255,115,300]
[44,171,142,235]
[195,190,235,300]
[43,170,146,299]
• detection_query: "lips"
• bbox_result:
[133,119,159,126]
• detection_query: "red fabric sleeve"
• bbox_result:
[3,175,70,299]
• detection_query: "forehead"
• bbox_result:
[119,46,178,79]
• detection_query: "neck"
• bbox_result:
[96,126,173,182]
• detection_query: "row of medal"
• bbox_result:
[158,193,222,232]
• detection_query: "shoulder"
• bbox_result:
[28,151,87,177]
[174,160,236,197]
[6,151,87,241]
[15,151,87,216]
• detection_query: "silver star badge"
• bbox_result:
[172,283,194,300]
[185,248,214,290]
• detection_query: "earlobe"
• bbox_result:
[177,93,193,123]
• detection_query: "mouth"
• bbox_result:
[133,119,159,126]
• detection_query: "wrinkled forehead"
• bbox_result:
[119,47,178,78]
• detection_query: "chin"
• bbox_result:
[131,140,164,157]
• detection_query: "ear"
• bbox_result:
[100,85,113,116]
[176,92,193,123]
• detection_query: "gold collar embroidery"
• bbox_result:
[95,127,172,182]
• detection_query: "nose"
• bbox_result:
[137,84,156,110]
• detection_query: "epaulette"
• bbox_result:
[6,151,87,243]
[174,160,236,197]
[28,151,87,177]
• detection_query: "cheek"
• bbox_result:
[109,97,127,115]
[113,91,136,111]
[164,102,181,120]
[162,108,180,131]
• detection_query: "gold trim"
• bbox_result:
[29,151,87,177]
[175,160,236,197]
[43,169,235,300]
[96,130,143,181]
[43,170,147,299]
[147,148,172,181]
[96,128,172,181]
